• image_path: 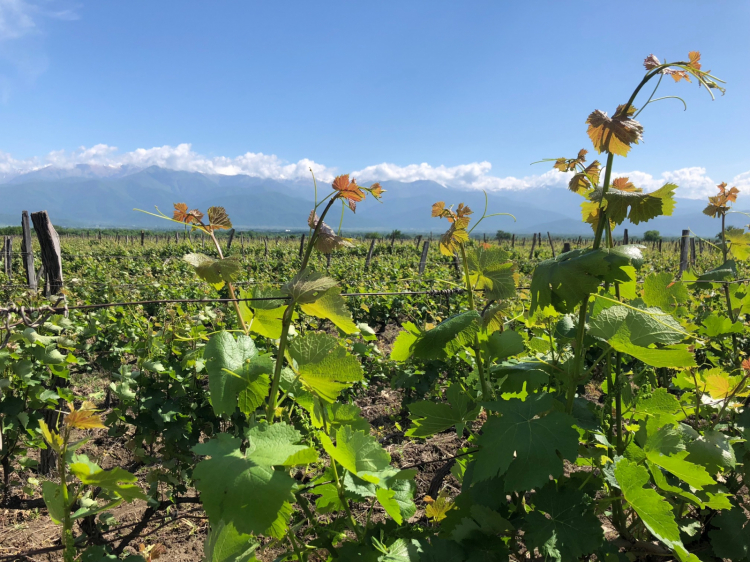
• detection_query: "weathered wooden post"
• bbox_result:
[21,211,36,290]
[326,253,332,270]
[678,230,690,277]
[174,231,179,243]
[623,228,629,245]
[264,238,268,257]
[415,235,422,250]
[390,233,396,253]
[547,232,556,258]
[511,234,515,248]
[365,238,376,269]
[690,237,696,266]
[298,234,306,259]
[30,211,64,295]
[529,233,537,259]
[3,237,11,280]
[562,242,571,253]
[419,240,430,276]
[140,230,145,246]
[227,228,236,251]
[452,252,461,276]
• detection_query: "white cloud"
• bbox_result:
[0,142,747,200]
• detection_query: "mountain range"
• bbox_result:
[0,164,746,237]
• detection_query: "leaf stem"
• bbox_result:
[459,243,490,399]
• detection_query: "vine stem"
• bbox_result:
[206,227,248,335]
[458,243,490,399]
[266,197,339,421]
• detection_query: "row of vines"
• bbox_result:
[1,52,749,562]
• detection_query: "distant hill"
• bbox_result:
[0,165,746,237]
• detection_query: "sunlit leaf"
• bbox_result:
[184,253,241,285]
[282,270,338,304]
[568,161,600,193]
[466,246,517,300]
[586,104,644,157]
[332,175,366,212]
[207,206,232,230]
[173,203,204,224]
[308,211,354,253]
[65,402,106,430]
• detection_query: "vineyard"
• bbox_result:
[1,53,748,562]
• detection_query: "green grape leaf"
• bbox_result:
[614,457,684,556]
[377,488,404,524]
[607,323,696,368]
[473,393,579,492]
[523,484,604,561]
[529,246,642,314]
[406,384,479,438]
[203,520,259,562]
[69,456,147,502]
[727,229,750,260]
[694,259,737,284]
[589,304,688,346]
[482,330,524,363]
[644,427,715,489]
[489,360,551,394]
[642,272,688,312]
[378,539,423,562]
[699,314,744,337]
[636,388,681,418]
[466,246,517,300]
[282,270,338,304]
[192,424,314,538]
[319,425,391,481]
[300,287,358,334]
[204,332,271,416]
[208,206,232,230]
[590,182,677,226]
[184,253,241,284]
[42,481,66,524]
[686,430,736,473]
[239,286,288,339]
[288,332,363,403]
[709,508,750,562]
[390,322,420,362]
[411,311,481,361]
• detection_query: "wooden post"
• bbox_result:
[452,252,461,276]
[623,228,629,245]
[483,233,487,243]
[415,235,422,250]
[390,233,396,253]
[98,230,102,241]
[658,239,662,253]
[678,230,690,277]
[298,234,306,259]
[529,233,537,259]
[140,230,145,246]
[264,238,268,257]
[690,237,696,266]
[547,232,556,258]
[174,231,179,243]
[326,253,332,270]
[227,228,236,251]
[30,211,64,295]
[21,211,36,290]
[365,238,376,269]
[562,242,571,253]
[511,234,515,248]
[419,240,430,275]
[2,237,10,280]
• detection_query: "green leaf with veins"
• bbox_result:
[192,424,315,538]
[466,246,517,300]
[589,304,688,346]
[590,182,677,225]
[390,322,420,362]
[69,455,147,502]
[686,430,736,473]
[319,425,391,482]
[608,324,696,368]
[410,311,481,361]
[204,332,271,416]
[489,360,552,394]
[203,520,259,562]
[282,270,338,304]
[184,253,241,284]
[644,427,715,489]
[482,330,524,363]
[523,484,604,562]
[288,332,363,402]
[473,393,579,492]
[694,259,737,284]
[529,246,642,314]
[727,229,750,260]
[406,384,479,438]
[642,272,688,312]
[300,286,358,334]
[614,457,688,559]
[238,286,288,339]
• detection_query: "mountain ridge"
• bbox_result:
[0,166,745,236]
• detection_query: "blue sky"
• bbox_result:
[0,0,748,197]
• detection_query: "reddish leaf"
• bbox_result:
[643,54,661,71]
[332,175,366,212]
[611,177,640,192]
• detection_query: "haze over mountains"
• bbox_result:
[0,164,746,237]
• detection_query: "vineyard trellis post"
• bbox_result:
[365,238,376,269]
[419,240,430,276]
[511,233,515,248]
[528,232,537,259]
[21,211,37,290]
[30,211,64,295]
[562,242,571,253]
[415,235,422,250]
[298,234,306,259]
[226,228,236,251]
[678,229,690,277]
[140,230,145,246]
[2,237,11,280]
[690,236,696,266]
[623,228,629,245]
[547,232,555,258]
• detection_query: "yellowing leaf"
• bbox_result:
[39,420,63,452]
[704,182,740,217]
[586,105,644,157]
[568,161,601,193]
[425,489,455,522]
[308,211,354,254]
[65,403,106,430]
